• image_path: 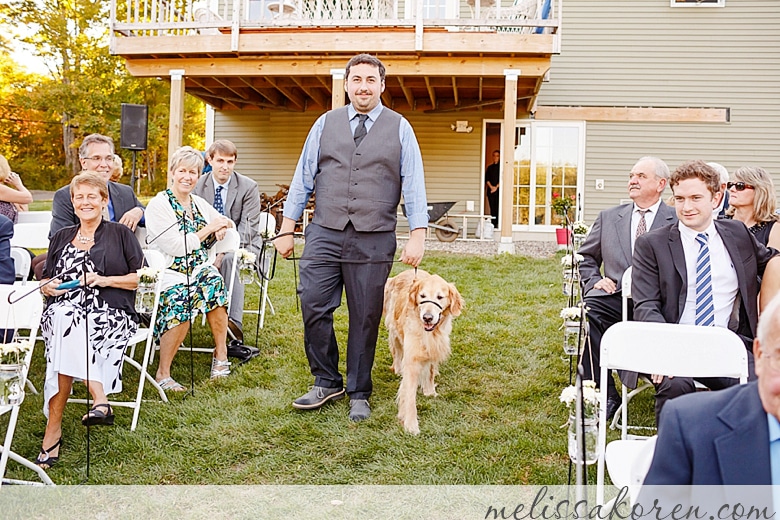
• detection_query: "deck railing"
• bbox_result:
[110,0,560,41]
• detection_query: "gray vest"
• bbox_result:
[313,106,402,232]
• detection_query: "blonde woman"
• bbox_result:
[0,154,33,223]
[727,166,780,250]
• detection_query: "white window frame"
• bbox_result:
[486,119,585,233]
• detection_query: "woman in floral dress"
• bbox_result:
[145,146,235,392]
[36,172,144,469]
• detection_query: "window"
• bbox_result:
[671,0,724,7]
[511,121,585,229]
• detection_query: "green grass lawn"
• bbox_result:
[1,248,655,485]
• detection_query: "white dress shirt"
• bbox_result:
[678,221,738,328]
[630,199,663,252]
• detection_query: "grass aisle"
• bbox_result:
[2,247,599,485]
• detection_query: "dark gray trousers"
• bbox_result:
[298,222,396,399]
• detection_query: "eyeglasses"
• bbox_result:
[727,181,754,191]
[82,155,115,164]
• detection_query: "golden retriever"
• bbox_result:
[383,269,464,434]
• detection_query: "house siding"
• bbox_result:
[536,0,780,223]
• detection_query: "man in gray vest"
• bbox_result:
[275,54,428,422]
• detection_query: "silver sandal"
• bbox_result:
[210,357,231,379]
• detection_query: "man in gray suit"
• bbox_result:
[578,156,676,420]
[194,139,262,362]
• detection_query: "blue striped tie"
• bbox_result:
[214,185,225,215]
[695,233,715,326]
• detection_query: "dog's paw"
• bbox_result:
[403,419,420,435]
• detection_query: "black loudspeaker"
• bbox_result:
[120,103,148,151]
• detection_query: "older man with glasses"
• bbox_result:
[33,134,146,279]
[49,134,145,237]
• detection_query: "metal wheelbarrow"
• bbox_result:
[401,201,459,242]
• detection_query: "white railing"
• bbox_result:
[109,0,559,37]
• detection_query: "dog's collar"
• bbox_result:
[419,299,443,310]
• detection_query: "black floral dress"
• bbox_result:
[153,190,228,339]
[40,244,137,418]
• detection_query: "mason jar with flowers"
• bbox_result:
[560,380,602,465]
[560,305,587,356]
[571,221,589,251]
[0,340,32,406]
[236,248,257,284]
[560,253,583,297]
[135,266,160,314]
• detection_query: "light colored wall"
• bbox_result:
[536,0,780,223]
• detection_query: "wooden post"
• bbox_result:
[498,69,519,254]
[168,69,185,184]
[331,68,346,109]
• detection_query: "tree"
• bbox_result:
[0,0,205,194]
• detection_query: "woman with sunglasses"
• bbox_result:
[726,166,780,250]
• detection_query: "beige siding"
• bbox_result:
[537,0,780,223]
[214,109,491,233]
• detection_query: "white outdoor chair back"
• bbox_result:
[9,247,31,283]
[596,321,748,505]
[0,283,53,486]
[68,249,169,431]
[244,215,277,330]
[604,436,658,506]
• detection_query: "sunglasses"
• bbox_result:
[727,182,755,191]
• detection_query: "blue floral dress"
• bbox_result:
[40,245,137,417]
[154,190,228,339]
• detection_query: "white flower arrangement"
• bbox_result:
[0,340,32,365]
[572,221,589,236]
[137,267,161,285]
[561,253,584,267]
[560,306,587,321]
[560,380,600,417]
[236,248,257,265]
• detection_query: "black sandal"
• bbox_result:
[81,403,115,426]
[35,437,62,470]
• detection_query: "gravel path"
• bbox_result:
[396,238,558,259]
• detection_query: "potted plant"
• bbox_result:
[550,192,576,246]
[572,220,589,250]
[560,253,584,297]
[560,305,587,355]
[136,266,161,314]
[0,340,32,406]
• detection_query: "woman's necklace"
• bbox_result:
[77,230,95,244]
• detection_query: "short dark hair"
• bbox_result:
[345,54,386,82]
[670,160,721,197]
[207,139,238,161]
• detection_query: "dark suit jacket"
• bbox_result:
[193,171,262,252]
[0,215,16,284]
[49,181,145,239]
[643,381,770,484]
[579,201,677,297]
[633,219,774,336]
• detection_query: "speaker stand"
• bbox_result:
[130,150,138,194]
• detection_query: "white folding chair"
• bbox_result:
[9,247,31,284]
[611,266,653,432]
[243,213,276,329]
[604,436,657,506]
[16,211,52,224]
[0,283,54,486]
[68,249,169,431]
[596,321,748,505]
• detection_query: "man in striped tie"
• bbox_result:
[631,160,780,424]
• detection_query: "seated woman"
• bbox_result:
[145,146,234,391]
[0,154,34,222]
[727,166,780,249]
[36,172,144,470]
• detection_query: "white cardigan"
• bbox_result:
[145,191,235,291]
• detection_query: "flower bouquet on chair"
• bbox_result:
[0,340,32,406]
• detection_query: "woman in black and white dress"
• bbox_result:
[35,172,144,470]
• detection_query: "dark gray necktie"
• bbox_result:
[354,114,369,147]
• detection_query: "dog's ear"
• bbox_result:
[448,283,464,316]
[408,279,421,307]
